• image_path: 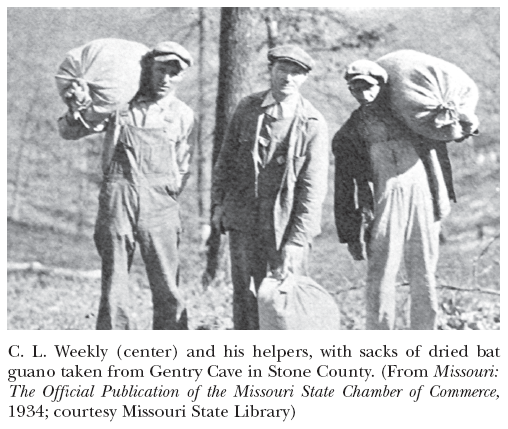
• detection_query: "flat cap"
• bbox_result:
[268,45,315,72]
[345,60,388,85]
[151,41,193,69]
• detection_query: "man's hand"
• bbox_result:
[211,205,224,233]
[347,241,366,261]
[282,243,304,276]
[64,79,92,114]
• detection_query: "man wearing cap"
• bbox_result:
[211,45,329,330]
[58,41,194,330]
[333,59,456,330]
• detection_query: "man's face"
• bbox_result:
[270,60,308,100]
[348,79,381,106]
[150,60,184,100]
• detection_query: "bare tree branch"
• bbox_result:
[334,281,500,296]
[8,262,101,280]
[472,233,500,287]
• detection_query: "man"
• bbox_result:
[333,59,457,330]
[211,45,329,330]
[58,41,194,330]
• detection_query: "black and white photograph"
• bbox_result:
[6,7,500,331]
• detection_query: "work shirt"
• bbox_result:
[257,110,293,233]
[257,92,297,167]
[58,93,194,191]
[332,100,455,244]
[261,91,299,120]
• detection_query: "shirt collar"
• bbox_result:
[261,91,300,120]
[261,91,277,108]
[135,93,175,109]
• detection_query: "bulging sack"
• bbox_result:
[377,50,479,141]
[258,274,340,330]
[55,38,149,127]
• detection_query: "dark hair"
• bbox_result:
[132,51,157,100]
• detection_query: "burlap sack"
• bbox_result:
[258,273,340,330]
[55,38,149,127]
[377,50,479,141]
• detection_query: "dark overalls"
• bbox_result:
[94,111,187,330]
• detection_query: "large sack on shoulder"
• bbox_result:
[55,38,149,127]
[258,273,340,330]
[377,50,479,141]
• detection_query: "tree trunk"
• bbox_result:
[76,137,94,235]
[10,138,27,221]
[265,15,279,48]
[9,90,39,221]
[203,7,258,287]
[196,7,207,218]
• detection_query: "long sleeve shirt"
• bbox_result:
[332,102,456,244]
[58,94,194,191]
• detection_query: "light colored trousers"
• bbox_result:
[366,157,440,330]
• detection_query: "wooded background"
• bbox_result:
[7,7,500,330]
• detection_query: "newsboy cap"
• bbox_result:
[344,60,388,85]
[151,41,193,69]
[267,45,315,72]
